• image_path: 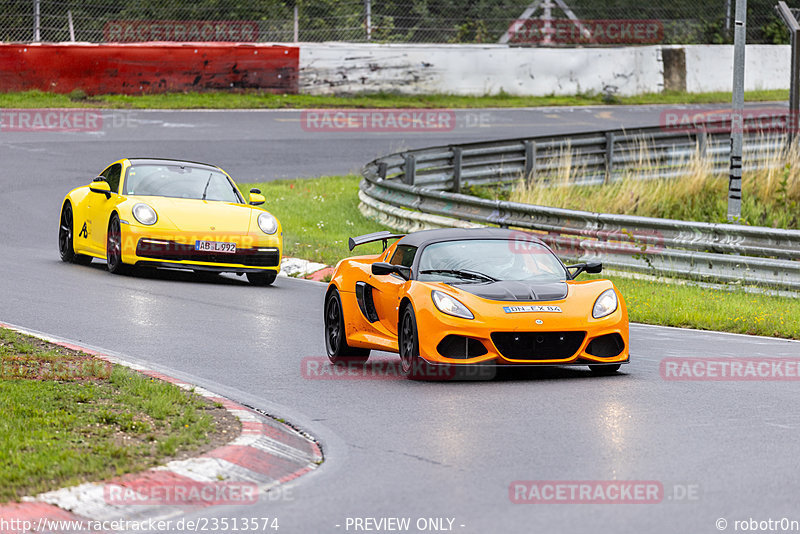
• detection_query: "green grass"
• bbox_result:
[249,174,800,340]
[245,175,387,265]
[0,328,218,502]
[0,89,789,109]
[510,136,800,229]
[598,276,800,339]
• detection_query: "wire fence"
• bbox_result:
[0,0,791,45]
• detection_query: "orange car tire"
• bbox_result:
[325,289,371,364]
[399,305,441,381]
[589,364,622,375]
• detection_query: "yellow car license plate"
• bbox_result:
[195,240,236,254]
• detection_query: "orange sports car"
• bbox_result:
[324,228,629,379]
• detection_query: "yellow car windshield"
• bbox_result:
[124,164,241,203]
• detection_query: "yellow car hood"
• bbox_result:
[136,197,255,233]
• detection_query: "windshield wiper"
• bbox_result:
[419,269,499,283]
[201,173,213,201]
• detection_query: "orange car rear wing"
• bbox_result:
[348,231,405,252]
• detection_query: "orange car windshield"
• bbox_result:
[124,164,241,203]
[417,239,567,283]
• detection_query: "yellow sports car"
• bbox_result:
[58,158,282,285]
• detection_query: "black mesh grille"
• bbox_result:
[436,335,488,359]
[355,282,379,323]
[136,240,279,267]
[585,333,625,358]
[491,331,586,360]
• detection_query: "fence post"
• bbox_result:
[524,140,536,185]
[403,154,416,185]
[33,0,41,42]
[452,147,462,193]
[698,130,708,159]
[727,0,746,222]
[604,132,615,184]
[776,2,800,146]
[364,0,372,40]
[293,4,299,43]
[67,11,76,42]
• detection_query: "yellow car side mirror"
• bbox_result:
[89,180,111,198]
[249,193,266,206]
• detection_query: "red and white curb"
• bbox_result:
[0,321,322,532]
[279,257,334,282]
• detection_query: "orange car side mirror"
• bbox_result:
[568,262,603,279]
[372,262,410,280]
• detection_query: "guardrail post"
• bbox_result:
[604,132,615,184]
[452,147,463,193]
[698,131,708,159]
[377,161,388,180]
[403,154,416,186]
[524,140,536,185]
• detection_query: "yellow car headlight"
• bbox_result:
[257,212,278,234]
[132,203,157,226]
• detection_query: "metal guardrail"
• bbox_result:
[360,115,800,290]
[370,115,792,190]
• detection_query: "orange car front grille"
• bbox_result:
[490,331,586,360]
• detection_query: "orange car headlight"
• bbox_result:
[432,290,474,320]
[592,289,618,319]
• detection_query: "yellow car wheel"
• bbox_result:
[58,202,92,266]
[106,214,128,275]
[246,271,277,286]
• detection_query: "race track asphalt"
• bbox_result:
[1,103,798,533]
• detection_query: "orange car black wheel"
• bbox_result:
[325,289,370,364]
[589,364,621,375]
[399,305,436,380]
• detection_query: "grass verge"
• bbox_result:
[249,174,799,340]
[0,89,789,109]
[509,134,799,228]
[245,175,387,266]
[595,275,800,339]
[0,328,237,502]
